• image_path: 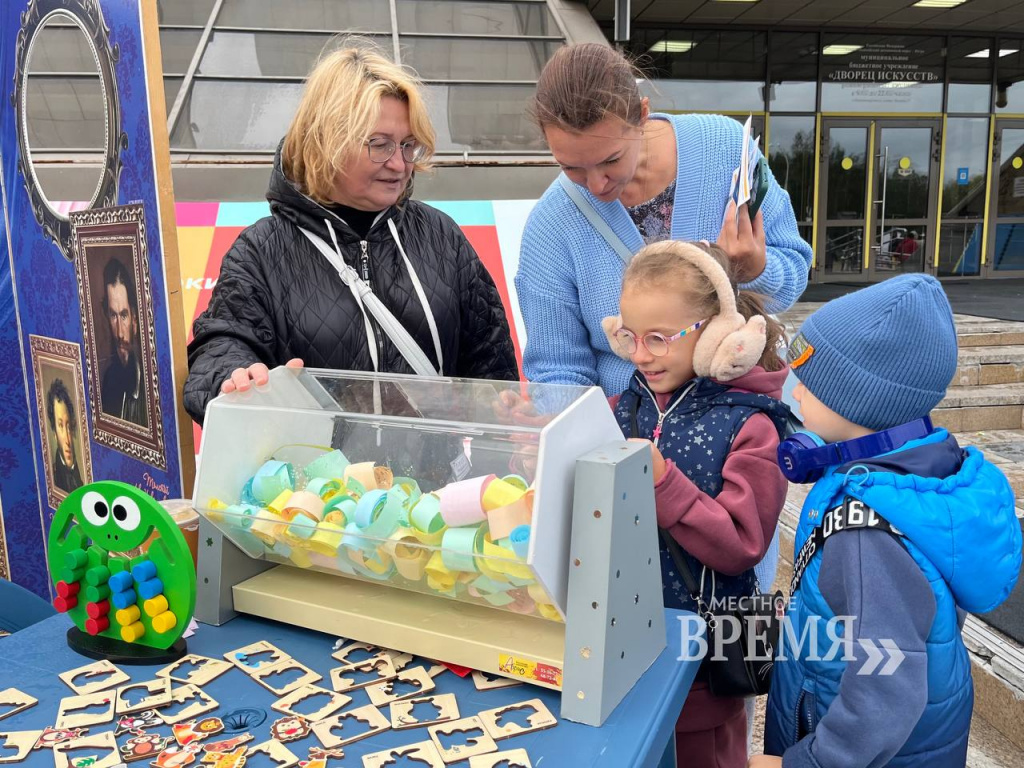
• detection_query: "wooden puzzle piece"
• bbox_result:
[310,705,390,749]
[389,694,460,731]
[0,689,37,723]
[172,718,225,746]
[268,717,310,744]
[150,743,204,768]
[467,749,533,768]
[33,727,86,750]
[329,642,386,667]
[424,665,447,680]
[116,711,163,736]
[55,691,116,729]
[157,656,234,688]
[329,657,397,694]
[246,739,298,768]
[471,672,522,692]
[59,661,130,696]
[250,660,321,697]
[361,740,445,768]
[202,734,254,754]
[53,731,119,768]
[365,667,436,708]
[477,700,556,741]
[427,718,498,764]
[120,732,172,762]
[270,686,351,724]
[0,730,43,763]
[200,746,247,768]
[115,679,174,715]
[306,746,345,762]
[386,653,415,673]
[158,686,219,726]
[298,760,324,768]
[223,642,290,675]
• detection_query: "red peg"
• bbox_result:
[53,595,78,613]
[56,580,80,598]
[85,616,110,635]
[86,600,110,619]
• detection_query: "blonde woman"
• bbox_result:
[184,43,517,423]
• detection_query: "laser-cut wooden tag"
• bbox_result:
[115,679,174,715]
[270,686,351,724]
[223,642,290,675]
[478,700,557,740]
[361,740,445,768]
[468,749,533,768]
[59,661,130,696]
[427,717,498,764]
[471,672,522,692]
[55,691,116,729]
[310,705,390,749]
[365,667,435,707]
[269,717,310,744]
[250,660,321,697]
[0,730,43,763]
[0,690,37,723]
[329,642,387,667]
[329,657,396,694]
[389,694,460,731]
[157,655,234,688]
[157,686,219,725]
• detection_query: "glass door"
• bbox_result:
[987,121,1024,274]
[870,122,941,279]
[818,119,871,279]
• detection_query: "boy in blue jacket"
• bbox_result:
[752,274,1021,768]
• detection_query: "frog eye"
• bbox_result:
[110,496,141,532]
[81,491,110,527]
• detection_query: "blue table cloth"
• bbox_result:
[0,610,703,767]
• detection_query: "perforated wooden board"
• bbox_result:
[58,661,130,696]
[247,739,298,768]
[478,699,557,740]
[156,685,219,725]
[361,740,445,768]
[156,655,234,687]
[329,657,396,694]
[0,690,37,723]
[427,717,498,764]
[0,730,43,764]
[223,641,291,674]
[53,732,119,768]
[250,659,321,697]
[329,642,386,667]
[468,748,533,768]
[389,694,460,731]
[310,705,390,749]
[365,667,435,707]
[270,685,351,723]
[115,679,173,715]
[471,672,522,692]
[55,691,116,729]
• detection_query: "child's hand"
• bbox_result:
[747,756,783,768]
[628,438,667,483]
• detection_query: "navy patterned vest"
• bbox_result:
[614,373,791,614]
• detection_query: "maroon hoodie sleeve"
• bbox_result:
[653,412,786,576]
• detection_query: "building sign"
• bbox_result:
[957,168,970,186]
[824,43,943,107]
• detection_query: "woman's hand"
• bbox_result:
[628,438,667,484]
[492,389,550,428]
[221,358,304,394]
[717,200,767,284]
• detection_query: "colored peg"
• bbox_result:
[111,589,137,610]
[116,605,141,626]
[152,611,177,634]
[85,565,111,587]
[64,549,88,570]
[84,583,111,603]
[131,560,157,582]
[56,580,80,598]
[121,622,145,643]
[53,594,77,613]
[86,600,110,619]
[59,566,85,585]
[144,595,169,617]
[85,616,110,635]
[109,571,134,592]
[138,578,164,601]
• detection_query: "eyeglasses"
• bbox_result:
[613,318,708,357]
[366,137,426,164]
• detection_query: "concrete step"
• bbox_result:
[954,347,1024,387]
[933,384,1024,432]
[953,317,1024,348]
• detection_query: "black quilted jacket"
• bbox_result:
[184,148,518,424]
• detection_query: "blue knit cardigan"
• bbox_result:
[515,113,813,396]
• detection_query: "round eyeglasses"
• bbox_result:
[366,137,426,164]
[613,318,708,357]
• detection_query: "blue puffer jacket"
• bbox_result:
[766,429,1021,767]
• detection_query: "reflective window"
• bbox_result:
[199,32,391,77]
[216,0,392,32]
[825,126,868,220]
[820,34,943,113]
[25,77,106,149]
[401,37,559,80]
[768,116,815,225]
[942,118,988,218]
[641,79,765,113]
[769,32,818,112]
[397,1,558,36]
[170,80,304,150]
[157,0,215,26]
[996,46,1024,112]
[24,25,100,73]
[160,29,204,75]
[423,84,544,152]
[996,127,1024,217]
[165,77,183,110]
[938,223,982,276]
[947,37,992,113]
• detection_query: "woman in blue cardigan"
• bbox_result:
[515,43,811,398]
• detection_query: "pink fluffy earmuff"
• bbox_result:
[602,242,767,382]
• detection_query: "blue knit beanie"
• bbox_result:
[788,274,957,431]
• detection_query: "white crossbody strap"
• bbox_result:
[299,225,440,378]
